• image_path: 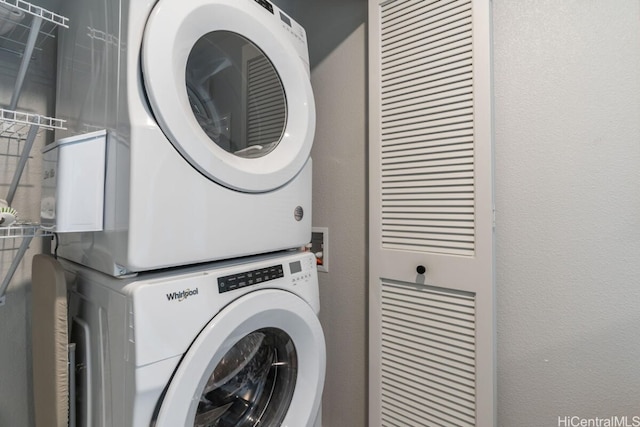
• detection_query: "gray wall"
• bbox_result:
[310,25,368,427]
[493,0,640,424]
[270,0,366,69]
[273,1,368,425]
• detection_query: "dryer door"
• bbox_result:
[153,289,326,427]
[142,0,315,193]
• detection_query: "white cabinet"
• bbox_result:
[0,0,67,305]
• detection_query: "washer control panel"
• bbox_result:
[253,0,273,14]
[288,256,315,285]
[218,264,284,294]
[216,253,316,294]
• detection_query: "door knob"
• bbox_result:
[416,265,426,275]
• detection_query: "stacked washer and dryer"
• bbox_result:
[44,0,326,425]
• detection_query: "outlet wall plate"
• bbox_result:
[311,227,329,273]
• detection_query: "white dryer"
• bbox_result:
[53,0,315,276]
[65,250,325,427]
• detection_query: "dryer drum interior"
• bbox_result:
[194,328,297,427]
[186,31,287,159]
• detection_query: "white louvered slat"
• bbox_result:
[383,44,472,81]
[382,349,476,391]
[383,180,474,190]
[379,0,475,257]
[382,107,475,136]
[384,102,474,126]
[382,176,472,188]
[383,153,473,169]
[383,121,472,146]
[381,375,475,422]
[382,192,474,201]
[382,77,472,112]
[383,229,474,246]
[382,0,472,41]
[383,208,474,218]
[382,90,472,121]
[383,140,473,157]
[383,322,476,357]
[383,20,472,64]
[381,130,473,150]
[380,279,477,426]
[382,208,473,219]
[388,186,444,196]
[382,25,472,74]
[381,368,476,418]
[382,4,472,51]
[380,0,430,18]
[382,62,473,100]
[382,243,474,256]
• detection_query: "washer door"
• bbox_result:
[142,0,315,193]
[153,290,326,427]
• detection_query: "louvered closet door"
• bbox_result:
[368,0,495,426]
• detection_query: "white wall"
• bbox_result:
[493,0,640,424]
[311,24,368,427]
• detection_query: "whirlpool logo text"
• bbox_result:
[166,288,199,302]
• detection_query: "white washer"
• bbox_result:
[54,0,315,276]
[65,250,325,427]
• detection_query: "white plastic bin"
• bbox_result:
[41,130,107,232]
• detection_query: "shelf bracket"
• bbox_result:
[0,234,34,306]
[6,122,39,206]
[9,14,43,110]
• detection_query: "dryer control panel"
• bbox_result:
[250,0,310,71]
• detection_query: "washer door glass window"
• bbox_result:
[151,289,324,426]
[194,328,297,426]
[186,31,287,159]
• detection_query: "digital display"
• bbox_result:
[279,12,292,27]
[289,260,302,274]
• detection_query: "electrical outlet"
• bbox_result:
[311,227,329,273]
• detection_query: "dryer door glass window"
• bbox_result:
[186,31,287,159]
[194,328,297,426]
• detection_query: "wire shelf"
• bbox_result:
[0,108,66,140]
[0,1,66,57]
[0,1,67,306]
[0,221,52,239]
[0,0,67,27]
